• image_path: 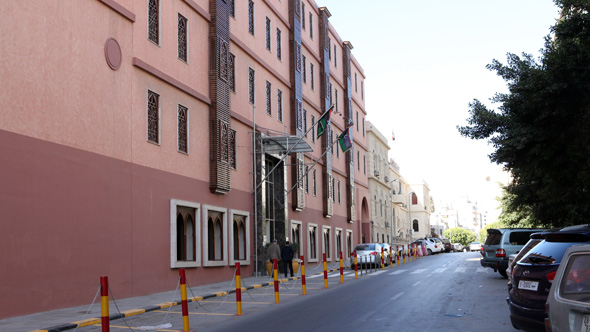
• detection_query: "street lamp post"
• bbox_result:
[408,191,415,243]
[390,179,399,245]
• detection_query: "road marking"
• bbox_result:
[411,269,426,274]
[476,267,489,273]
[433,268,447,273]
[389,269,407,275]
[391,292,405,300]
[412,281,421,287]
[368,270,388,276]
[454,267,466,273]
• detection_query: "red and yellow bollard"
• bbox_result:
[339,251,344,283]
[396,246,400,266]
[273,259,279,303]
[235,263,242,316]
[354,252,358,279]
[381,248,385,270]
[323,253,328,289]
[300,255,307,295]
[100,276,109,332]
[178,269,194,331]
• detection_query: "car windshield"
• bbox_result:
[355,244,376,251]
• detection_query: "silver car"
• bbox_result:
[350,243,385,268]
[545,244,590,332]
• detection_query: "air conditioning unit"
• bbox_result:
[384,176,389,182]
[374,170,380,177]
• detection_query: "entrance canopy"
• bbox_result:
[260,135,313,154]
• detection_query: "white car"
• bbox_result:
[423,238,443,254]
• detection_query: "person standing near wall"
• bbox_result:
[281,241,294,277]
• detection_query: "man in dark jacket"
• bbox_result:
[281,241,294,277]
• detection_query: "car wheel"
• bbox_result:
[427,249,432,255]
[499,268,508,278]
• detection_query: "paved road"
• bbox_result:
[71,252,516,332]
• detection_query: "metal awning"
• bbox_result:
[260,135,313,154]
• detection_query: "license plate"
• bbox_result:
[518,280,539,291]
[582,314,590,332]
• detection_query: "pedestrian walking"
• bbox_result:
[267,239,281,276]
[281,241,294,277]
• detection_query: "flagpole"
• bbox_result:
[285,125,351,196]
[250,105,334,195]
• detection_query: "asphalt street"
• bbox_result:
[62,251,515,332]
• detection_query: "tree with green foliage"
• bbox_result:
[443,227,476,247]
[458,0,590,228]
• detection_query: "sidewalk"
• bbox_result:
[0,263,347,332]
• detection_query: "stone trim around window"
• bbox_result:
[170,199,201,268]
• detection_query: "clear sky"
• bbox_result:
[318,0,560,213]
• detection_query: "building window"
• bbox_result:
[346,230,353,258]
[176,206,196,262]
[178,104,188,153]
[355,73,358,92]
[303,109,308,137]
[229,0,235,18]
[204,206,228,267]
[147,90,159,144]
[334,45,337,67]
[311,115,315,143]
[305,165,309,193]
[356,112,359,131]
[310,63,314,90]
[249,68,255,104]
[413,220,419,232]
[248,0,254,35]
[229,129,236,169]
[266,17,271,50]
[229,52,235,92]
[276,28,282,60]
[178,14,188,62]
[337,180,341,204]
[357,151,360,171]
[363,155,366,174]
[323,227,331,260]
[148,0,159,44]
[309,224,318,261]
[309,13,313,39]
[171,200,200,268]
[302,55,307,83]
[335,89,338,113]
[230,211,249,263]
[277,89,283,122]
[301,3,306,29]
[312,169,317,196]
[328,37,331,60]
[208,215,223,261]
[266,81,272,116]
[361,81,364,100]
[362,118,365,137]
[336,229,342,256]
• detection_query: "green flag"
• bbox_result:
[316,106,334,138]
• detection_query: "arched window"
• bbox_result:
[176,210,196,262]
[208,216,223,261]
[413,219,419,232]
[233,217,246,261]
[309,227,317,259]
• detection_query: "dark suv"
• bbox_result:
[508,225,590,331]
[481,228,545,278]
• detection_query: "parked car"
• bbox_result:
[452,243,465,252]
[440,238,452,252]
[468,242,482,252]
[421,238,443,255]
[508,225,590,331]
[350,243,385,268]
[380,243,393,265]
[507,234,545,292]
[481,228,546,278]
[545,244,590,332]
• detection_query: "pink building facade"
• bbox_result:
[0,0,371,318]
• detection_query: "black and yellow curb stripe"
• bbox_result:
[30,270,340,332]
